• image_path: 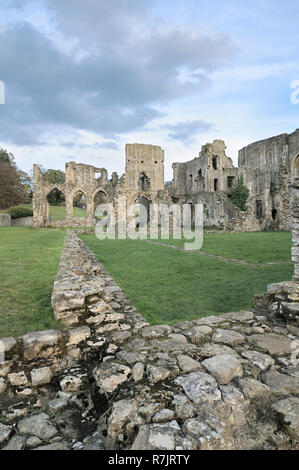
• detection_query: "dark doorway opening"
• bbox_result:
[256,200,263,219]
[139,196,150,227]
[138,173,150,191]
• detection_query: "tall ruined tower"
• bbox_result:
[125,143,165,192]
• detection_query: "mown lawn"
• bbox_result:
[82,233,293,325]
[0,227,65,337]
[49,205,87,220]
[157,231,291,264]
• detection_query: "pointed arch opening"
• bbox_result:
[47,188,66,221]
[94,190,109,219]
[294,155,299,181]
[72,190,87,218]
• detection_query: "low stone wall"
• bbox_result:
[0,215,33,227]
[0,214,11,227]
[12,217,33,227]
[0,231,298,450]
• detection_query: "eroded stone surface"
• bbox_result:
[202,354,243,385]
[1,231,299,451]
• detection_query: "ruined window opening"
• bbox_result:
[72,191,87,218]
[189,174,193,188]
[227,176,234,189]
[294,155,299,180]
[94,190,108,219]
[47,188,66,221]
[212,156,217,170]
[256,200,263,219]
[272,209,277,221]
[214,179,218,191]
[138,173,150,191]
[95,172,102,180]
[197,170,204,191]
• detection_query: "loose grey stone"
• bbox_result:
[237,378,271,399]
[241,350,275,370]
[0,378,6,393]
[152,409,175,423]
[272,397,299,439]
[198,342,238,358]
[17,413,58,440]
[141,325,172,339]
[31,367,53,387]
[175,371,221,404]
[0,423,12,445]
[7,371,29,387]
[212,329,245,346]
[35,442,70,450]
[193,316,226,326]
[222,311,254,322]
[172,394,195,420]
[47,398,68,415]
[26,436,42,448]
[184,326,212,344]
[3,434,26,450]
[67,326,91,346]
[132,362,144,382]
[202,354,243,385]
[220,384,245,405]
[177,355,201,373]
[147,365,170,384]
[22,330,62,360]
[247,333,294,355]
[262,370,299,395]
[93,362,131,393]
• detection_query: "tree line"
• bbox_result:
[0,148,66,209]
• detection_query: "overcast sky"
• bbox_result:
[0,0,298,180]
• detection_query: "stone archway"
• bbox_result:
[72,189,87,218]
[93,189,109,219]
[293,155,299,181]
[46,187,66,221]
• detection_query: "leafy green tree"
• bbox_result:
[231,176,249,211]
[42,169,65,184]
[0,149,26,209]
[42,169,65,205]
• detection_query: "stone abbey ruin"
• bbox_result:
[33,129,299,232]
[0,128,298,451]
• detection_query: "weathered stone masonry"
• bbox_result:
[0,230,298,450]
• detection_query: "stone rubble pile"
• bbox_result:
[0,231,298,450]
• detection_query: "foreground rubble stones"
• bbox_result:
[0,231,298,450]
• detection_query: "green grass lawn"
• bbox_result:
[49,205,87,220]
[157,231,291,264]
[0,227,65,337]
[82,233,293,325]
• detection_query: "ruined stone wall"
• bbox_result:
[171,140,239,228]
[1,230,298,450]
[172,140,238,195]
[33,163,114,228]
[239,129,299,231]
[125,144,164,193]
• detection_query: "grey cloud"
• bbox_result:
[162,120,213,144]
[0,1,237,146]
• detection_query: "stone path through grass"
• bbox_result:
[143,239,293,267]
